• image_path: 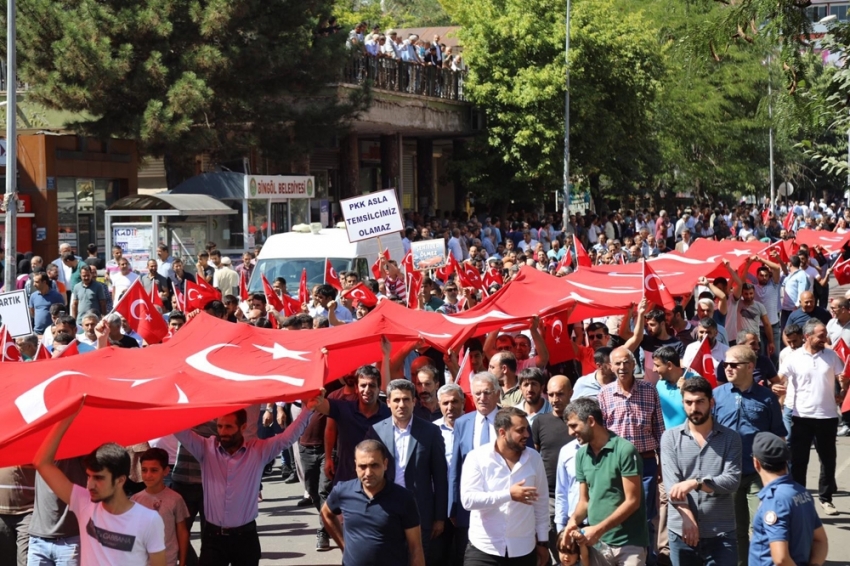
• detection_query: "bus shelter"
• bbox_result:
[104,193,236,270]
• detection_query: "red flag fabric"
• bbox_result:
[113,280,170,345]
[401,251,415,276]
[455,348,472,394]
[268,313,280,329]
[762,240,789,264]
[457,262,485,293]
[687,338,717,387]
[325,259,342,291]
[761,209,770,226]
[483,268,504,289]
[299,268,309,305]
[239,269,249,301]
[371,249,391,280]
[834,258,850,286]
[783,210,795,232]
[407,271,423,309]
[341,282,378,308]
[557,248,573,272]
[55,340,81,359]
[261,273,286,313]
[438,254,461,283]
[642,260,676,311]
[149,283,163,310]
[194,270,218,295]
[833,337,850,364]
[575,239,592,268]
[172,281,185,312]
[542,311,576,365]
[795,228,850,255]
[33,344,52,362]
[185,280,221,312]
[280,294,302,317]
[0,325,21,362]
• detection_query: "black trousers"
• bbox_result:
[172,481,205,566]
[790,416,838,503]
[464,543,536,566]
[299,444,330,532]
[199,525,261,566]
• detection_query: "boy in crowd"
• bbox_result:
[131,448,190,566]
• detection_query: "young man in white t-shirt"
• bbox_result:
[34,411,167,566]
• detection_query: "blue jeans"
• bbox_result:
[642,456,658,566]
[27,535,80,566]
[669,531,736,566]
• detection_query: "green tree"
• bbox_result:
[5,0,368,186]
[441,0,665,209]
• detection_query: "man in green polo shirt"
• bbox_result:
[564,397,648,565]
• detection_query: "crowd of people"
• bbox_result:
[0,195,847,566]
[347,22,465,72]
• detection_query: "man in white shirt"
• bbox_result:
[110,258,139,304]
[517,230,539,253]
[33,412,167,566]
[779,319,848,515]
[460,406,550,565]
[448,229,464,262]
[683,318,730,370]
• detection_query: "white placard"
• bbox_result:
[0,290,34,338]
[340,188,405,243]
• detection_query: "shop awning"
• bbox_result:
[107,193,236,216]
[169,172,245,200]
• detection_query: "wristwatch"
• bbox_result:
[536,541,548,548]
[694,478,703,492]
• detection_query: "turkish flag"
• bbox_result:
[149,283,163,310]
[239,269,249,301]
[686,337,717,387]
[558,248,573,272]
[833,337,850,364]
[185,280,221,312]
[33,344,52,362]
[796,228,850,255]
[401,251,415,276]
[483,268,503,288]
[783,210,795,232]
[543,311,576,365]
[325,259,342,291]
[642,260,676,311]
[457,262,485,293]
[835,258,850,286]
[342,282,378,308]
[113,279,169,345]
[439,254,461,283]
[762,240,789,264]
[280,294,302,317]
[194,270,220,298]
[761,209,770,225]
[371,249,391,280]
[575,239,592,268]
[455,348,472,394]
[55,340,81,359]
[299,268,309,305]
[172,281,185,312]
[261,273,286,313]
[407,270,423,309]
[0,325,21,362]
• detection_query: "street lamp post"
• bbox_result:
[562,0,571,232]
[768,51,775,212]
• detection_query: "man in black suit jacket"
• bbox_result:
[365,379,448,565]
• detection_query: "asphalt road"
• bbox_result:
[187,435,850,566]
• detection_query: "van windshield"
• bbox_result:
[247,258,351,294]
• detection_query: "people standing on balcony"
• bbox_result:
[384,30,402,59]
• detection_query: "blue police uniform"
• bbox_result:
[749,474,822,565]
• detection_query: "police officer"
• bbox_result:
[749,432,829,566]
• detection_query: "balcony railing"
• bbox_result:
[343,55,467,102]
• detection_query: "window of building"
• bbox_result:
[830,4,848,21]
[56,177,119,254]
[808,5,829,21]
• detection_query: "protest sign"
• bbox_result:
[411,238,447,271]
[340,189,404,243]
[0,290,33,337]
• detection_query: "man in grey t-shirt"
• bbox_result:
[28,457,87,565]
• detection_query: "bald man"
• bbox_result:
[785,291,831,339]
[533,375,573,561]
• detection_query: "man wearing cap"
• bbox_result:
[749,432,828,566]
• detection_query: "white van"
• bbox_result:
[248,225,405,293]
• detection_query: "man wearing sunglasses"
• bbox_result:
[713,345,785,566]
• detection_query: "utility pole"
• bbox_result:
[562,0,571,232]
[3,0,16,289]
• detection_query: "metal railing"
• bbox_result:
[343,55,467,101]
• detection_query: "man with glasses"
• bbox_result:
[568,321,611,376]
[110,258,139,304]
[713,345,785,566]
[436,284,460,314]
[449,372,500,565]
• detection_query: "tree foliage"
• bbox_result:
[3,0,369,185]
[442,0,664,206]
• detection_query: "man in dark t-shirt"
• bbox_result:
[322,440,424,566]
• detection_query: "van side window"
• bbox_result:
[355,258,369,280]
